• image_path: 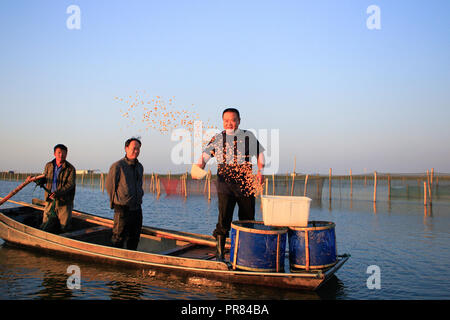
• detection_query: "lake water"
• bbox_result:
[1,180,450,300]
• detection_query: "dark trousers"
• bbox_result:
[213,191,255,239]
[111,205,143,250]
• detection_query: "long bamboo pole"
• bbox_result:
[329,168,332,201]
[350,169,353,199]
[303,174,309,197]
[423,181,427,206]
[373,171,377,202]
[0,174,45,207]
[388,174,391,200]
[427,170,432,206]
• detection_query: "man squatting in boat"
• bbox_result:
[194,108,265,261]
[105,137,144,250]
[31,144,76,233]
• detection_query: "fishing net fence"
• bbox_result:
[2,171,449,203]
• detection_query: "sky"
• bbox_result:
[0,0,449,175]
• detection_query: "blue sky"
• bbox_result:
[0,0,449,174]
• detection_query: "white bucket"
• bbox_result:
[261,195,312,227]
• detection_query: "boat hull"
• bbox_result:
[0,199,349,290]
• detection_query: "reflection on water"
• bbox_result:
[0,245,327,300]
[1,181,450,300]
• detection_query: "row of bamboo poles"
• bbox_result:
[0,169,446,206]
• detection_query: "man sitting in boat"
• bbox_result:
[32,144,76,233]
[105,137,144,250]
[193,108,265,261]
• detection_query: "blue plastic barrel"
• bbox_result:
[288,221,337,271]
[230,221,287,272]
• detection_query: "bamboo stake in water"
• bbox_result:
[303,174,309,197]
[388,174,391,200]
[423,181,427,206]
[290,173,295,196]
[350,169,353,199]
[427,170,432,206]
[373,171,377,202]
[329,168,332,201]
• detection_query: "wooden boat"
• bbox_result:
[0,198,350,290]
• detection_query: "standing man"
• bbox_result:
[194,108,265,261]
[35,144,76,233]
[105,137,144,250]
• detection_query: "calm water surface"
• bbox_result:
[1,181,449,300]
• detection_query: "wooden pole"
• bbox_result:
[373,171,377,202]
[427,170,432,206]
[303,174,309,197]
[423,181,427,206]
[329,168,332,201]
[265,178,268,196]
[0,174,45,207]
[388,174,391,200]
[350,169,353,199]
[290,172,295,196]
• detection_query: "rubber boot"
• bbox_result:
[216,235,226,262]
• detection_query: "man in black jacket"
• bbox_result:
[105,137,144,250]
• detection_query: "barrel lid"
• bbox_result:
[231,220,288,234]
[288,221,335,231]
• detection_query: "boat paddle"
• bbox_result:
[0,174,45,207]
